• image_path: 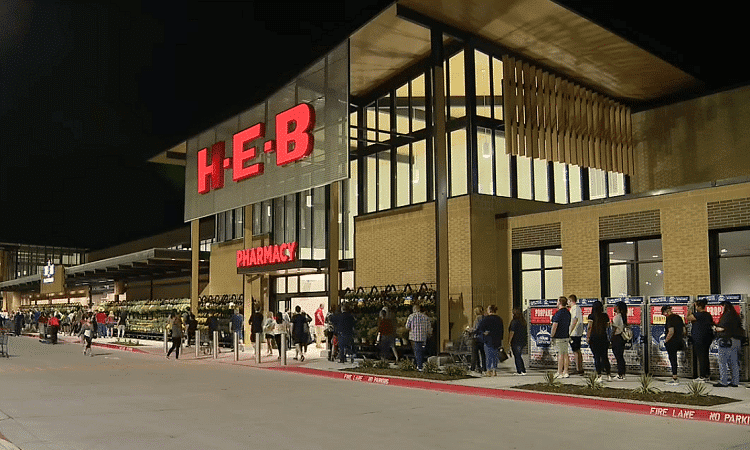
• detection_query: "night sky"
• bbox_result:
[0,1,746,250]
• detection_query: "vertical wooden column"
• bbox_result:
[190,218,200,315]
[431,28,449,352]
[328,182,340,312]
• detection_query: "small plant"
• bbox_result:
[398,358,417,372]
[359,357,374,369]
[444,364,468,377]
[583,372,603,390]
[685,380,711,398]
[423,360,440,374]
[543,371,562,387]
[632,374,661,395]
[374,359,391,369]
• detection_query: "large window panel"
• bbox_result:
[299,190,312,260]
[447,50,465,119]
[517,155,533,200]
[494,132,510,197]
[716,229,750,294]
[569,165,582,203]
[450,128,468,197]
[411,74,426,132]
[475,50,491,118]
[365,154,377,213]
[605,238,663,297]
[590,168,607,199]
[378,150,391,211]
[492,56,503,120]
[396,83,409,136]
[377,94,390,142]
[285,194,296,243]
[412,140,427,203]
[553,162,568,204]
[366,103,377,143]
[396,145,411,207]
[312,186,326,260]
[477,128,494,195]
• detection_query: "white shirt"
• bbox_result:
[569,303,583,337]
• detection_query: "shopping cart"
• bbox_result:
[447,330,473,366]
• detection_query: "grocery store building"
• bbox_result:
[5,0,750,350]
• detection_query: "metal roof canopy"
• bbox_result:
[0,248,209,292]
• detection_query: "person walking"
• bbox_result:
[405,304,431,371]
[377,307,398,362]
[47,314,60,344]
[568,295,584,375]
[14,311,24,336]
[507,307,527,375]
[685,299,713,382]
[333,304,356,363]
[80,315,94,357]
[550,296,571,378]
[273,312,287,359]
[166,315,184,360]
[263,312,276,356]
[662,304,684,386]
[586,300,612,382]
[476,305,504,377]
[117,310,127,339]
[611,301,629,380]
[230,308,245,351]
[714,301,744,388]
[291,306,312,361]
[249,307,264,354]
[469,306,486,375]
[314,304,325,349]
[95,310,107,339]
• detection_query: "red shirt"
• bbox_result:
[315,308,325,326]
[96,312,107,324]
[48,316,60,327]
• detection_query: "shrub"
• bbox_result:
[359,357,374,369]
[374,359,391,369]
[543,371,561,387]
[444,364,468,377]
[423,360,440,374]
[584,372,603,390]
[632,374,661,395]
[685,380,711,398]
[398,358,417,372]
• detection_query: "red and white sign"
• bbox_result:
[237,242,298,268]
[198,103,316,194]
[529,308,556,324]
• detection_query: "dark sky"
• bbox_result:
[0,1,745,250]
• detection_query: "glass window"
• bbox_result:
[475,50,491,118]
[377,94,391,141]
[716,229,750,294]
[517,155,532,200]
[274,198,284,244]
[365,154,377,213]
[609,172,625,197]
[412,74,426,132]
[396,145,410,207]
[341,271,354,290]
[300,274,325,292]
[534,159,549,202]
[492,56,503,120]
[522,250,541,269]
[396,83,409,136]
[604,238,662,297]
[569,165,582,203]
[412,140,427,203]
[346,160,357,260]
[366,103,377,143]
[276,277,286,294]
[494,132,510,197]
[448,50,465,119]
[378,150,391,211]
[517,248,562,306]
[299,190,312,260]
[287,276,299,294]
[313,186,326,260]
[477,128,493,195]
[450,128,468,196]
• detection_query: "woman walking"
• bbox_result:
[80,315,93,357]
[611,301,628,380]
[469,306,486,375]
[714,301,744,387]
[291,306,312,361]
[586,300,612,382]
[166,314,184,360]
[476,305,504,376]
[507,308,527,375]
[263,312,276,356]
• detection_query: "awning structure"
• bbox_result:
[0,248,209,292]
[237,259,354,277]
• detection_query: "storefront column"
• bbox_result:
[190,219,200,315]
[328,182,340,312]
[431,28,450,351]
[243,205,254,343]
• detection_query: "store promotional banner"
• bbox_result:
[528,299,558,369]
[647,296,692,377]
[576,298,600,371]
[606,296,646,374]
[696,294,748,381]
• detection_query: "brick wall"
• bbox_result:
[708,197,750,229]
[599,210,660,240]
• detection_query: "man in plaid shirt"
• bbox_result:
[405,304,432,370]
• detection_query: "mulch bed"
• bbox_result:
[345,366,472,381]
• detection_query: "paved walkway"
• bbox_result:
[14,332,750,427]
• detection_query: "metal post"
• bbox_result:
[195,329,200,358]
[281,333,287,365]
[163,328,168,353]
[256,333,262,363]
[213,330,219,359]
[233,332,239,361]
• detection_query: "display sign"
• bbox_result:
[528,299,559,369]
[237,242,298,268]
[647,296,692,377]
[606,296,646,374]
[39,263,65,295]
[576,298,600,371]
[184,42,349,222]
[696,294,748,381]
[42,261,55,284]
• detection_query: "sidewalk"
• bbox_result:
[46,333,750,426]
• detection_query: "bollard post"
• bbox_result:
[195,329,200,358]
[212,330,219,358]
[281,333,287,365]
[163,328,168,353]
[256,333,262,364]
[233,332,239,361]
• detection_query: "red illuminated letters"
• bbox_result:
[236,242,298,268]
[232,122,265,182]
[197,141,226,194]
[275,103,315,166]
[197,103,316,194]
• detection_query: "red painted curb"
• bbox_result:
[270,366,750,427]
